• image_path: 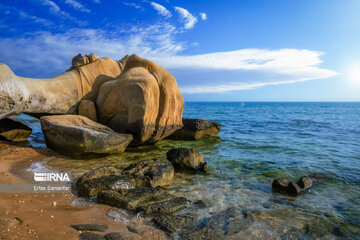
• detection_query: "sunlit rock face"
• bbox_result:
[0,53,122,118]
[96,54,184,145]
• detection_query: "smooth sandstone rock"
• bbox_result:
[78,100,97,122]
[0,55,122,118]
[167,118,221,141]
[40,115,132,157]
[97,54,184,145]
[166,148,208,173]
[0,118,32,142]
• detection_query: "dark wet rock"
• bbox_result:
[121,159,174,188]
[272,176,313,196]
[166,148,208,173]
[77,166,119,185]
[77,174,129,197]
[136,197,206,214]
[76,166,120,197]
[152,207,256,239]
[71,224,108,232]
[0,118,32,142]
[167,118,221,140]
[104,232,123,240]
[97,187,166,211]
[296,176,313,190]
[79,232,105,240]
[40,115,133,157]
[127,225,140,234]
[152,213,199,236]
[76,159,174,197]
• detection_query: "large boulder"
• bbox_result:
[96,54,184,145]
[166,148,208,173]
[0,118,32,142]
[78,100,97,122]
[40,115,132,157]
[0,54,122,119]
[167,118,221,141]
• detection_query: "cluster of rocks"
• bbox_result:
[0,53,221,157]
[74,149,257,239]
[272,176,314,195]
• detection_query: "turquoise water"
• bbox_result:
[21,102,360,239]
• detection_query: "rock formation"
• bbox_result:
[0,53,122,118]
[40,115,132,157]
[167,118,221,141]
[96,54,184,145]
[0,118,32,142]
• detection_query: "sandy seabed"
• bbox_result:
[0,142,169,240]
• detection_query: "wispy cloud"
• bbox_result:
[35,0,87,25]
[174,6,197,29]
[150,2,172,18]
[123,2,144,11]
[199,12,207,21]
[64,0,90,13]
[0,4,52,26]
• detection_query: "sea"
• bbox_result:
[17,102,360,239]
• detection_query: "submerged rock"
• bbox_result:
[40,115,133,157]
[272,176,314,195]
[0,118,32,142]
[71,224,108,232]
[167,118,221,141]
[104,232,123,240]
[152,207,256,240]
[78,100,97,122]
[166,148,208,173]
[97,187,166,210]
[97,54,184,145]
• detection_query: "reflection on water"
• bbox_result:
[21,102,360,239]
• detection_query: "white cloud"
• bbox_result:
[174,6,197,29]
[199,12,207,21]
[64,0,90,13]
[0,24,336,94]
[150,2,172,18]
[35,0,87,25]
[150,49,337,94]
[41,0,61,13]
[123,2,144,11]
[0,4,52,26]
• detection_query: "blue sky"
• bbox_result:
[0,0,359,101]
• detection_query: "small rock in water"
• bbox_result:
[71,224,108,232]
[272,176,314,196]
[166,148,208,173]
[127,225,140,234]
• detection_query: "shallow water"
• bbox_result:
[20,102,360,239]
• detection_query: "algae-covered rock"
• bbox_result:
[166,148,208,173]
[97,187,165,210]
